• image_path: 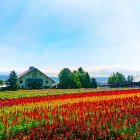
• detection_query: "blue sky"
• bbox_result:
[0,0,140,76]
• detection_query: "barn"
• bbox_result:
[18,66,55,89]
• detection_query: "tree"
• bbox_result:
[127,75,133,82]
[126,75,134,87]
[58,67,94,89]
[77,67,85,87]
[91,77,97,88]
[0,80,4,85]
[78,67,85,74]
[58,68,73,89]
[77,67,91,88]
[6,71,18,91]
[71,71,82,88]
[83,72,91,88]
[108,72,126,87]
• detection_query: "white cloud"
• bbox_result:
[1,65,140,77]
[0,0,140,76]
[85,66,140,77]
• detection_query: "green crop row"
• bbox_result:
[0,88,138,100]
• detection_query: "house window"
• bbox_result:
[46,80,48,84]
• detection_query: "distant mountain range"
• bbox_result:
[0,75,108,83]
[94,77,108,83]
[0,75,8,81]
[47,77,109,83]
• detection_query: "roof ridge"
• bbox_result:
[18,67,55,83]
[18,67,35,78]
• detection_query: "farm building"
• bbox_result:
[132,75,140,87]
[18,66,55,89]
[133,75,140,82]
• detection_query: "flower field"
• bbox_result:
[0,89,140,139]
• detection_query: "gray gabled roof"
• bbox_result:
[18,67,55,83]
[18,68,34,79]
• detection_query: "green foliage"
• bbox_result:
[91,78,97,88]
[58,68,73,89]
[0,80,4,85]
[108,72,126,87]
[70,72,82,88]
[108,72,126,84]
[78,67,85,75]
[82,72,91,88]
[58,67,96,89]
[108,72,135,88]
[127,75,133,82]
[6,71,18,91]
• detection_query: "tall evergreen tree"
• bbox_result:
[78,67,85,74]
[0,80,4,85]
[6,71,18,91]
[83,72,91,88]
[78,67,86,87]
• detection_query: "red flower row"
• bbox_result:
[1,89,140,107]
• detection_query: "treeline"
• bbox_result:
[0,67,97,91]
[0,69,137,91]
[108,72,134,88]
[58,67,97,89]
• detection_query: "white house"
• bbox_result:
[18,66,55,89]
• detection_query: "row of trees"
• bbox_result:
[58,67,97,89]
[0,69,137,91]
[108,72,134,87]
[1,68,97,91]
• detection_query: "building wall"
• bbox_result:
[18,69,54,88]
[133,75,140,82]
